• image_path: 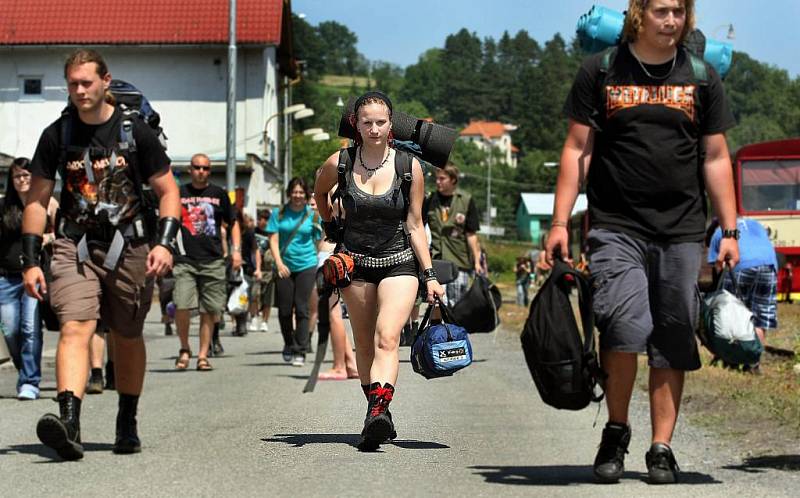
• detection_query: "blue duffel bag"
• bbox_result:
[411,298,473,379]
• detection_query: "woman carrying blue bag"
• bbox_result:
[314,91,444,451]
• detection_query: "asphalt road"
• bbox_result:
[1,307,799,497]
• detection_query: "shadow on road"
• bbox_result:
[0,442,115,461]
[724,455,800,473]
[469,465,721,486]
[263,434,449,450]
[245,350,283,356]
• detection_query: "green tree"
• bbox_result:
[440,29,484,125]
[316,21,366,75]
[400,48,445,119]
[291,135,342,185]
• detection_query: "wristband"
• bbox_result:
[551,220,568,228]
[422,267,438,282]
[21,234,43,269]
[156,217,180,254]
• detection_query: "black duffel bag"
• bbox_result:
[450,275,501,333]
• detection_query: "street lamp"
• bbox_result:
[294,108,314,120]
[712,23,735,40]
[312,132,330,142]
[543,162,559,168]
[303,128,324,136]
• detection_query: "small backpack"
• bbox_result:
[108,79,168,149]
[521,260,605,411]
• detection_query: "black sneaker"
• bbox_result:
[646,442,680,484]
[593,422,631,483]
[212,340,224,356]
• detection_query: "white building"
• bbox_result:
[0,0,296,215]
[459,120,519,168]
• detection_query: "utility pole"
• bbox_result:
[485,142,493,239]
[225,0,237,193]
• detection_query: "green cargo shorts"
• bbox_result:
[173,259,227,314]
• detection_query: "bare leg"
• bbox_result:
[112,333,146,395]
[325,296,347,373]
[55,320,97,397]
[308,286,319,335]
[343,282,378,386]
[89,332,105,369]
[175,309,192,352]
[198,313,215,359]
[649,367,684,445]
[601,351,638,425]
[372,276,418,385]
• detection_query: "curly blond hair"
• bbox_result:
[622,0,695,44]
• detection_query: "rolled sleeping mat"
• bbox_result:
[337,97,457,168]
[338,97,417,142]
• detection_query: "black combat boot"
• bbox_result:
[105,361,116,390]
[593,422,631,483]
[113,393,142,454]
[361,384,397,441]
[358,382,396,451]
[36,390,83,461]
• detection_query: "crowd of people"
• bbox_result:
[0,0,786,487]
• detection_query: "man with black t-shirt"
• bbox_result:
[424,162,482,305]
[172,153,241,372]
[22,49,180,461]
[547,0,739,485]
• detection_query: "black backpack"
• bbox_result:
[450,275,502,333]
[520,260,605,410]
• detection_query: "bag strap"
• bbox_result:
[279,208,311,256]
[415,297,456,342]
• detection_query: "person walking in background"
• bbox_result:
[173,153,241,371]
[314,91,444,451]
[708,217,777,368]
[24,49,180,459]
[547,0,738,484]
[0,157,57,400]
[424,162,482,305]
[268,177,320,367]
[253,209,274,332]
[515,256,532,306]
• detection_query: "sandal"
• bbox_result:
[196,358,213,371]
[175,348,191,370]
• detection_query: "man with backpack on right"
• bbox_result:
[546,0,739,485]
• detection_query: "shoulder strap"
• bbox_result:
[599,46,617,74]
[395,149,413,222]
[687,51,709,86]
[279,207,312,256]
[57,107,72,180]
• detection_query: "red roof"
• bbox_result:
[460,121,508,140]
[0,0,286,45]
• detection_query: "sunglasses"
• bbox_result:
[191,164,211,172]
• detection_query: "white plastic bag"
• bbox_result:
[227,269,249,315]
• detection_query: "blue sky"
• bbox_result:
[293,0,799,78]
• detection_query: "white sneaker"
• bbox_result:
[248,317,261,332]
[291,355,305,367]
[259,321,269,333]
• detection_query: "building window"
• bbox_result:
[20,76,44,101]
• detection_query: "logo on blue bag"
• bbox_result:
[438,347,467,363]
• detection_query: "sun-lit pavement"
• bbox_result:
[1,306,798,497]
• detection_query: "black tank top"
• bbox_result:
[342,150,409,257]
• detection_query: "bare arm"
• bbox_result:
[703,133,740,269]
[269,231,290,278]
[147,167,181,276]
[230,218,242,271]
[546,120,594,265]
[407,158,445,303]
[22,176,55,237]
[466,232,481,274]
[314,152,340,222]
[21,176,56,299]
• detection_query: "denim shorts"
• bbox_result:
[587,228,703,371]
[723,265,778,330]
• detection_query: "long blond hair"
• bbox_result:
[621,0,695,44]
[63,49,116,105]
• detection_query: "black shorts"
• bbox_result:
[351,258,419,286]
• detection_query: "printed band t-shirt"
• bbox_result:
[176,183,235,263]
[563,43,737,242]
[29,106,170,228]
[266,205,320,273]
